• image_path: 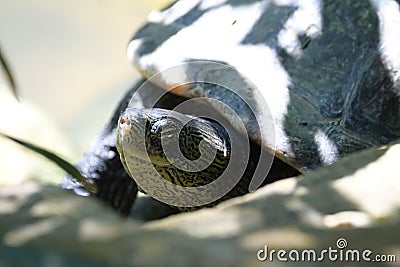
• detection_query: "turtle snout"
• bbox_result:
[119,114,132,133]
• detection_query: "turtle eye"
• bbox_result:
[151,119,176,139]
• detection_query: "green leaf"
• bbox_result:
[0,133,97,194]
[0,46,19,101]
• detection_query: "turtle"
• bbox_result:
[116,80,300,209]
[63,0,400,216]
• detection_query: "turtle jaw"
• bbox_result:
[117,110,152,194]
[116,119,147,194]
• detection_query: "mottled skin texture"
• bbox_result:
[118,109,231,189]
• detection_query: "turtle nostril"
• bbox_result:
[119,116,131,129]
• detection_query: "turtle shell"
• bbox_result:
[127,0,400,171]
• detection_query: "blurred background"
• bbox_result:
[0,0,170,184]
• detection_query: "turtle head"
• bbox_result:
[117,108,182,168]
[117,107,232,191]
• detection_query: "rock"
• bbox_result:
[1,140,400,266]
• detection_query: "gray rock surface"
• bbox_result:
[1,140,400,266]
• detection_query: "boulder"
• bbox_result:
[1,140,399,266]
